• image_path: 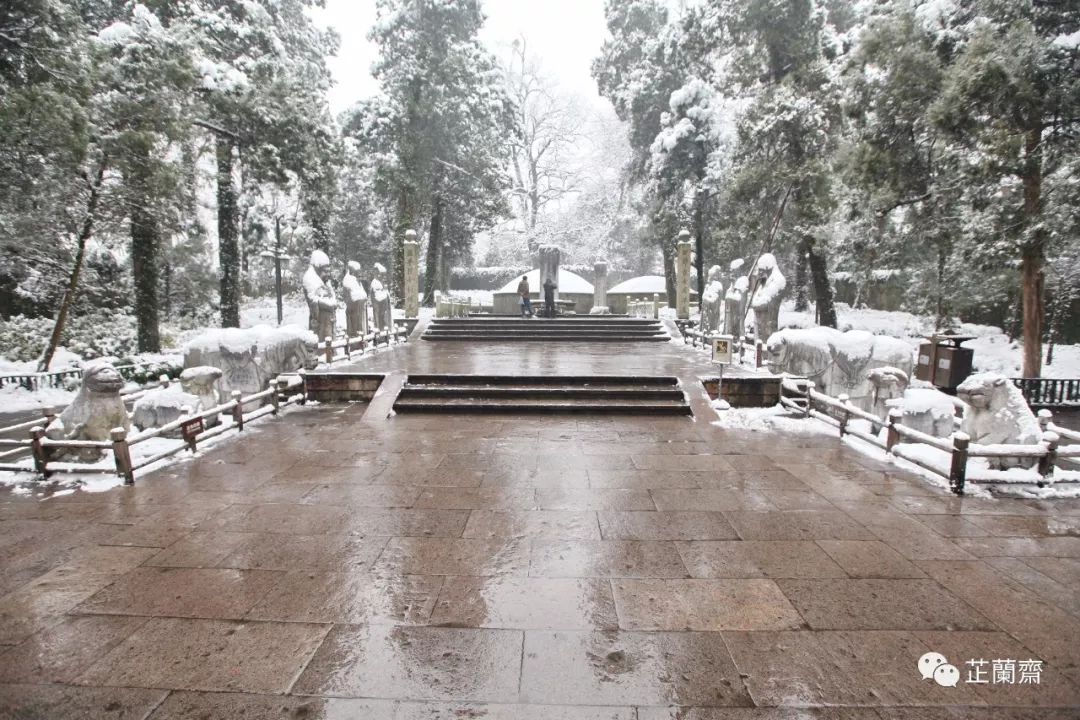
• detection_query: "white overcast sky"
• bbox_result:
[309,0,610,114]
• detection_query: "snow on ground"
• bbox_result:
[776,303,1079,378]
[0,404,304,496]
[0,348,84,375]
[710,404,835,436]
[446,289,493,307]
[0,384,75,414]
[709,401,1080,498]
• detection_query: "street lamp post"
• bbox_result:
[259,216,294,326]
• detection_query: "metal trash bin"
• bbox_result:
[916,334,974,392]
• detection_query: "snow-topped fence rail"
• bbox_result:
[0,359,182,392]
[627,296,699,319]
[0,375,306,484]
[681,327,766,368]
[780,379,1080,496]
[0,374,177,465]
[318,323,409,364]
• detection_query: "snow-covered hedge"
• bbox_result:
[0,312,140,363]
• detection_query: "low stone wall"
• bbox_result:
[304,372,386,402]
[701,376,782,408]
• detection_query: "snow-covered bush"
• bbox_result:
[0,312,140,363]
[0,315,54,362]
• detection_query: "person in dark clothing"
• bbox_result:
[516,275,533,317]
[543,277,557,318]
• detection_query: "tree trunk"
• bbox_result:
[39,159,108,371]
[1020,249,1044,377]
[793,241,809,312]
[804,235,837,328]
[129,158,161,353]
[422,195,443,307]
[693,199,705,296]
[661,241,676,304]
[217,139,241,328]
[393,184,413,305]
[1020,126,1044,378]
[935,241,947,330]
[438,249,449,293]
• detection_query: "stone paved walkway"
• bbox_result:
[2,337,1080,718]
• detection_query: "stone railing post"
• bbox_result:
[1038,431,1059,486]
[111,427,134,485]
[29,426,48,477]
[231,390,244,431]
[676,229,692,320]
[886,409,901,453]
[838,394,850,436]
[949,432,970,495]
[404,230,419,319]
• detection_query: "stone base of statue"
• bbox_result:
[371,299,391,332]
[184,326,318,410]
[346,301,368,338]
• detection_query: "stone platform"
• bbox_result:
[1,332,1079,717]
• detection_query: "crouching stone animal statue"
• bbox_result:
[957,372,1040,470]
[867,367,909,428]
[765,328,914,411]
[887,388,958,439]
[184,326,318,410]
[45,361,130,460]
[131,387,203,435]
[130,367,224,434]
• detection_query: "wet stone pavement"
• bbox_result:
[2,338,1080,718]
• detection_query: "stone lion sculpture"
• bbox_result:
[867,366,909,428]
[180,366,223,415]
[765,328,914,411]
[46,361,130,460]
[957,372,1040,469]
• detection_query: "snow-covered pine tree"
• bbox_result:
[928,0,1080,377]
[366,0,512,305]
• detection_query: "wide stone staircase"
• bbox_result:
[392,374,691,414]
[421,315,670,342]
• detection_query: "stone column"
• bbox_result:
[538,245,560,303]
[403,229,419,319]
[676,229,692,320]
[593,260,608,310]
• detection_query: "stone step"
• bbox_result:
[432,318,660,324]
[421,334,671,342]
[400,386,686,399]
[392,396,692,415]
[466,313,633,318]
[423,330,668,337]
[426,322,663,329]
[392,373,691,415]
[405,374,680,387]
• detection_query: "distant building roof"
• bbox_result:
[495,268,593,294]
[608,275,698,295]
